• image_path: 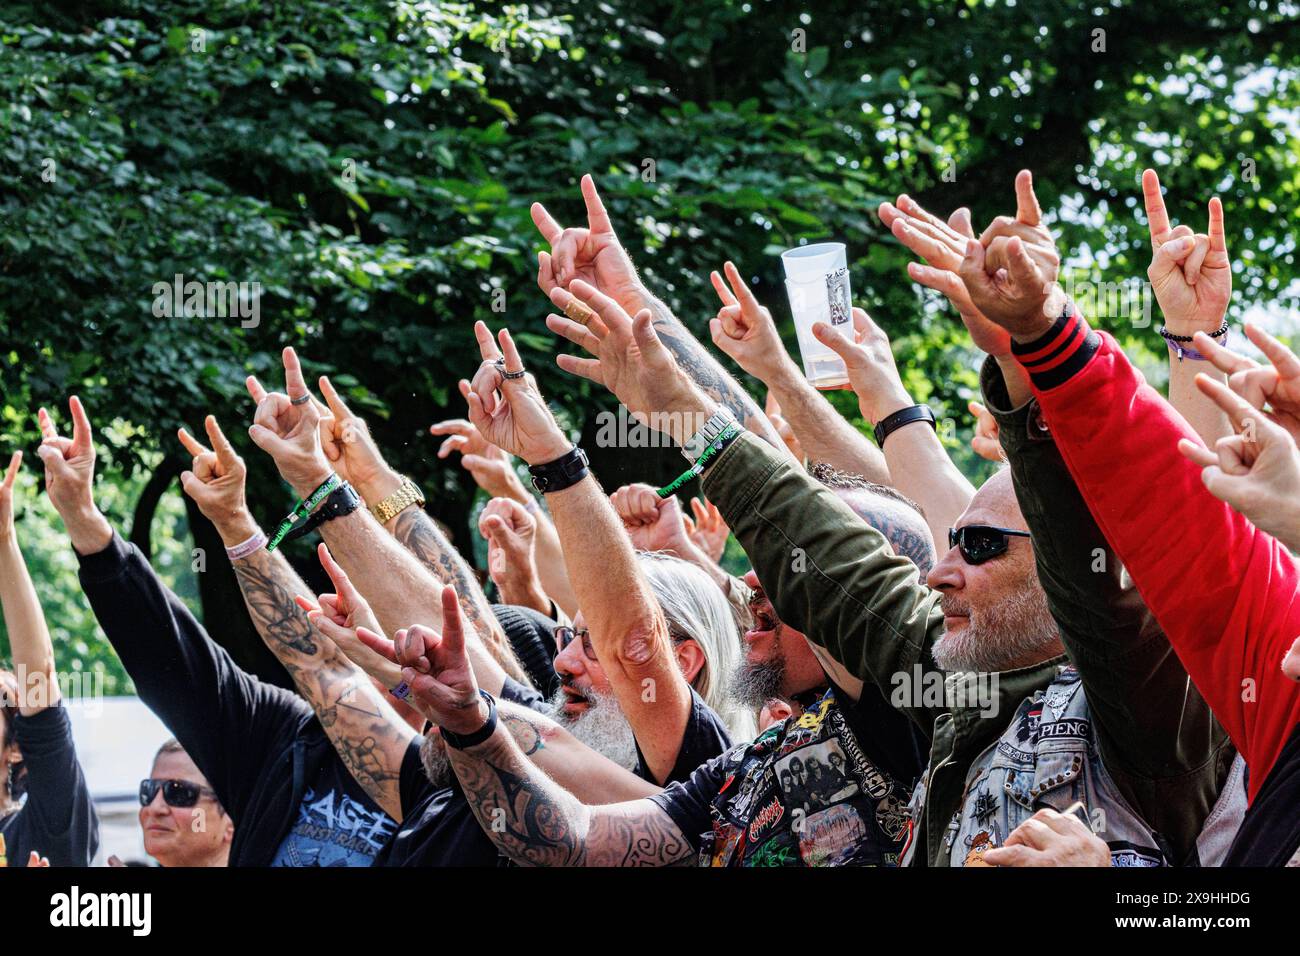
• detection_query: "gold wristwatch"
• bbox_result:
[370,476,425,524]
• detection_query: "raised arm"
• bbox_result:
[457,317,697,785]
[956,184,1300,799]
[532,174,785,451]
[176,415,415,820]
[542,272,948,731]
[0,453,58,715]
[242,348,527,691]
[381,587,691,866]
[1142,169,1233,447]
[705,261,889,482]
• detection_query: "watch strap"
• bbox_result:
[284,481,363,543]
[528,446,589,495]
[682,409,738,464]
[873,404,937,447]
[371,476,425,524]
[440,690,498,750]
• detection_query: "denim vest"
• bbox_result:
[904,666,1167,867]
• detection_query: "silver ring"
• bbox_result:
[494,357,526,380]
[290,393,312,406]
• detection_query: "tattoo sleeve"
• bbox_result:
[448,727,693,867]
[231,548,415,819]
[643,294,787,451]
[390,507,532,687]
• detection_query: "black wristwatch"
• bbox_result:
[873,404,937,447]
[284,481,363,543]
[440,690,498,750]
[528,446,589,495]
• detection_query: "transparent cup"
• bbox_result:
[780,242,853,388]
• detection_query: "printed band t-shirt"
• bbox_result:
[270,757,397,867]
[648,685,922,866]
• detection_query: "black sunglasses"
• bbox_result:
[139,778,218,809]
[554,625,597,661]
[948,525,1032,565]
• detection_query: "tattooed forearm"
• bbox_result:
[391,507,531,686]
[233,548,411,817]
[449,729,692,867]
[232,551,317,657]
[645,296,785,451]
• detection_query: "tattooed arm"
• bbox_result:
[388,506,530,688]
[230,543,415,821]
[449,723,692,866]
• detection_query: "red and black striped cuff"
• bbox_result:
[1010,305,1099,391]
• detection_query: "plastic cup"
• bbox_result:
[780,242,852,388]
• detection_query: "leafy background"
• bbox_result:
[1,0,1298,692]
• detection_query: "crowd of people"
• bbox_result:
[2,166,1298,868]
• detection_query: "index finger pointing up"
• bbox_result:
[530,202,563,244]
[722,261,761,313]
[245,375,269,404]
[1014,169,1043,227]
[318,375,353,421]
[204,415,240,469]
[474,320,503,363]
[1207,196,1227,254]
[177,426,210,459]
[2,451,21,490]
[1141,169,1171,243]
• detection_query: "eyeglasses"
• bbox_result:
[948,525,1032,565]
[554,625,597,661]
[138,778,218,809]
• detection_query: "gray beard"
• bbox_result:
[420,730,455,791]
[547,687,641,772]
[932,584,1059,672]
[727,655,786,708]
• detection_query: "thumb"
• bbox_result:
[247,423,292,459]
[958,238,997,300]
[811,320,862,365]
[178,470,203,500]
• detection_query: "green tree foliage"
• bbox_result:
[1,0,1297,686]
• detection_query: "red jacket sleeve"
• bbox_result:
[1016,309,1300,801]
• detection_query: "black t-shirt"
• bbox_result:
[1223,722,1300,866]
[269,755,398,867]
[0,704,99,867]
[374,676,546,867]
[633,687,733,786]
[648,684,925,867]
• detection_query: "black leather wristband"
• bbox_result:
[528,446,589,495]
[440,690,498,750]
[873,404,936,447]
[284,481,362,543]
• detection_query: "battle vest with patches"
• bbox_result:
[902,666,1167,867]
[695,686,915,866]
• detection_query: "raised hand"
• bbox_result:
[0,452,22,541]
[177,416,256,543]
[532,174,645,313]
[300,542,403,686]
[879,196,1013,357]
[806,308,915,425]
[1178,373,1300,552]
[683,497,729,563]
[429,418,528,501]
[316,376,400,506]
[1142,169,1231,335]
[460,321,571,467]
[35,397,96,522]
[609,484,693,554]
[968,401,1006,463]
[1192,322,1300,443]
[245,347,333,498]
[478,497,546,612]
[976,171,1060,285]
[707,260,795,385]
[764,392,805,462]
[545,279,712,445]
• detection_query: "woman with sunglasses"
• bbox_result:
[139,739,233,867]
[0,451,99,867]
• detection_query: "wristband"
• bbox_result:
[370,476,425,524]
[658,422,742,498]
[267,473,342,551]
[1160,324,1228,363]
[439,690,498,750]
[682,409,738,464]
[225,530,267,562]
[528,446,589,495]
[281,481,363,545]
[873,404,936,447]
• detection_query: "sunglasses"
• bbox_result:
[139,778,218,809]
[948,525,1032,565]
[555,625,597,661]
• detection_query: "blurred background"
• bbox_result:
[1,0,1297,721]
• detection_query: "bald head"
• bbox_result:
[966,468,1026,532]
[811,462,937,575]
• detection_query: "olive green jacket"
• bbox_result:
[699,363,1231,865]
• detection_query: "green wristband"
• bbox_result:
[656,424,741,498]
[267,473,341,551]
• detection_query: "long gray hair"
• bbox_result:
[637,551,756,742]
